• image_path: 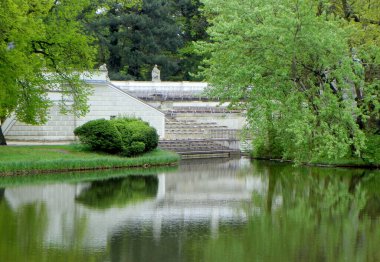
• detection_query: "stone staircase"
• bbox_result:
[158,139,234,159]
[164,119,228,140]
[159,118,241,158]
[165,106,242,118]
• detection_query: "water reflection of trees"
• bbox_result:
[0,200,107,262]
[358,172,380,219]
[1,161,379,261]
[0,188,4,201]
[110,222,214,262]
[191,161,380,262]
[75,175,158,209]
[105,162,380,262]
[257,160,380,219]
[0,175,159,261]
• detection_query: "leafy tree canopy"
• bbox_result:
[198,0,379,162]
[0,0,97,144]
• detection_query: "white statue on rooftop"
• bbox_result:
[98,63,110,81]
[99,64,108,71]
[151,64,161,82]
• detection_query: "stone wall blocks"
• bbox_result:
[5,82,165,140]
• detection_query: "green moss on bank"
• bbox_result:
[0,144,180,175]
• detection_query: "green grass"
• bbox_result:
[309,157,374,167]
[0,144,180,175]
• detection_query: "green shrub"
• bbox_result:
[74,117,159,156]
[362,134,380,165]
[129,121,159,151]
[73,119,123,153]
[128,141,146,156]
[252,126,284,159]
[111,120,133,147]
[111,117,159,156]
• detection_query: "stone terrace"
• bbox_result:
[159,118,242,158]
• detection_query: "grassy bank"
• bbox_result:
[0,144,180,175]
[309,157,379,168]
[252,155,379,168]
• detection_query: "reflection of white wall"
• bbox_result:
[4,158,265,248]
[5,183,92,246]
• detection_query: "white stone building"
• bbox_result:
[112,80,208,100]
[2,69,165,142]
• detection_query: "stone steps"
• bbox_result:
[159,139,237,156]
[159,108,243,158]
[165,120,229,134]
[167,106,241,114]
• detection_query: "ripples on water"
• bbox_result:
[0,157,379,261]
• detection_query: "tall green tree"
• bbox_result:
[198,0,379,162]
[0,0,96,145]
[173,0,209,80]
[85,0,208,80]
[325,0,380,134]
[86,0,182,80]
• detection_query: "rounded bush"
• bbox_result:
[111,118,159,156]
[74,119,123,153]
[74,117,159,156]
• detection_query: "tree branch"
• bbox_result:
[340,0,380,25]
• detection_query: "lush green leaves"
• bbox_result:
[74,117,159,156]
[74,119,123,153]
[0,0,96,129]
[199,0,379,162]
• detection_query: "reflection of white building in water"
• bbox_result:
[4,158,269,248]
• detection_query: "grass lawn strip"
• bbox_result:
[0,145,180,175]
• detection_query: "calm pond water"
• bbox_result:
[0,158,380,262]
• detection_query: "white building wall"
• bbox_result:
[112,81,208,92]
[4,106,76,141]
[77,83,165,137]
[4,79,165,141]
[112,80,208,100]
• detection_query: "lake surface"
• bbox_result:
[1,158,380,262]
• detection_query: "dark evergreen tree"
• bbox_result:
[85,0,208,80]
[174,0,209,80]
[86,0,178,80]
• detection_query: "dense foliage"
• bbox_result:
[74,117,158,156]
[198,0,380,163]
[0,0,208,145]
[0,0,97,145]
[111,117,158,154]
[84,0,208,80]
[74,119,123,153]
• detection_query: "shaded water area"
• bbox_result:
[1,158,380,261]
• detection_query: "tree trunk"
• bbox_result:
[341,0,352,20]
[0,125,7,145]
